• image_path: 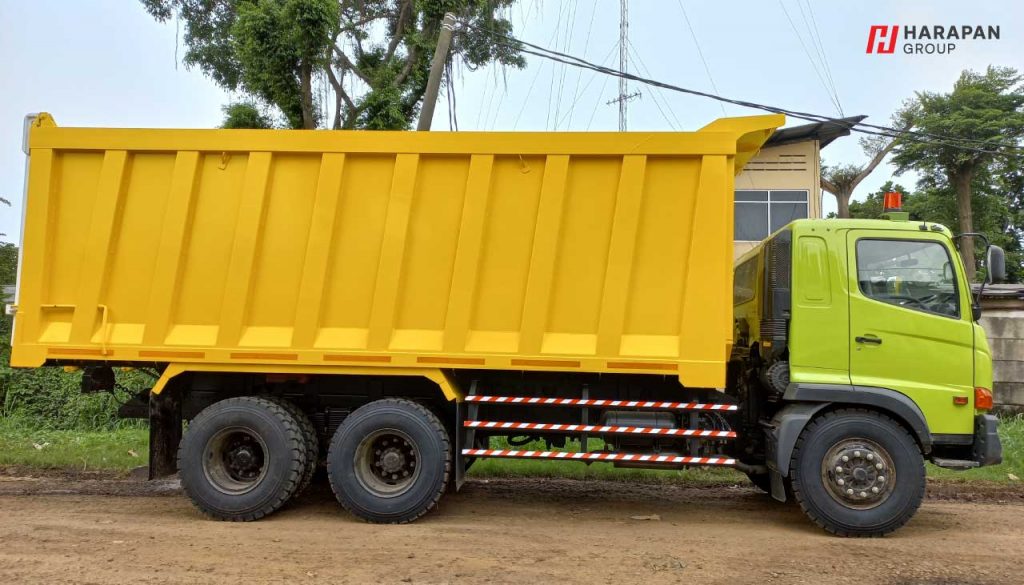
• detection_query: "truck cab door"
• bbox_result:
[846,230,974,434]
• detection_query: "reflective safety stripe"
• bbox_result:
[464,420,735,438]
[461,449,736,466]
[464,395,738,411]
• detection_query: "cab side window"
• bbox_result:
[855,239,959,318]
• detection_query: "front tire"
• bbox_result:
[327,399,451,523]
[790,409,925,537]
[178,396,308,521]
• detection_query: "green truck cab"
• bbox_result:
[731,210,1004,535]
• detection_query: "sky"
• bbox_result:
[0,0,1021,243]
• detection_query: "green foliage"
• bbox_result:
[220,101,277,129]
[0,243,17,285]
[233,0,338,128]
[890,67,1024,280]
[891,67,1024,175]
[849,179,1024,282]
[142,0,525,130]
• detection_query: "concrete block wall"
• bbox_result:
[980,308,1024,412]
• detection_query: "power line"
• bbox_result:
[557,42,618,128]
[799,0,843,115]
[794,0,843,116]
[777,0,843,115]
[626,40,682,130]
[564,1,599,128]
[674,0,727,117]
[459,20,1024,158]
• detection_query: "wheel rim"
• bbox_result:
[821,437,896,510]
[203,426,269,495]
[353,428,420,498]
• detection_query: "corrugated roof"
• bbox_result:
[764,115,867,150]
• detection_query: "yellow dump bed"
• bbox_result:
[11,113,782,390]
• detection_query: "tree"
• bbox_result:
[142,0,525,130]
[821,130,902,219]
[221,102,276,129]
[891,66,1024,280]
[847,181,913,220]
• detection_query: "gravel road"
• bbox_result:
[0,471,1021,584]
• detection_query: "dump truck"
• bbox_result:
[9,113,1004,536]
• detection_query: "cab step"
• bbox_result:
[464,420,736,438]
[464,395,738,411]
[461,448,736,466]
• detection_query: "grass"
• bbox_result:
[926,414,1024,482]
[0,417,148,472]
[1,414,1022,484]
[467,437,744,483]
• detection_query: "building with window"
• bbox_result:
[733,116,865,258]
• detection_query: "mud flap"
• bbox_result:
[454,400,466,492]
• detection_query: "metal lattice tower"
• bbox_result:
[618,0,628,131]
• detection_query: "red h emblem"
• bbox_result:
[866,25,900,54]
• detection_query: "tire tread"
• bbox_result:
[178,396,306,522]
[789,408,925,537]
[327,398,451,524]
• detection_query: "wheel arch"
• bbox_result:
[149,363,463,402]
[771,383,932,481]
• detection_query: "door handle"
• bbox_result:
[855,335,882,345]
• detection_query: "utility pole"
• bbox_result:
[608,0,640,131]
[618,0,628,131]
[418,13,457,131]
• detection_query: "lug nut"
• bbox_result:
[837,479,845,486]
[846,488,854,495]
[836,466,843,473]
[841,455,849,462]
[878,476,885,482]
[854,451,861,458]
[860,491,867,498]
[871,487,879,494]
[866,453,874,461]
[875,463,883,470]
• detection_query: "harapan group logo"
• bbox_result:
[866,25,1001,55]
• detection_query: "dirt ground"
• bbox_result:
[0,471,1022,585]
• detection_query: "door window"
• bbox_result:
[855,239,959,318]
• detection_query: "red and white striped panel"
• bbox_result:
[462,448,736,466]
[464,395,738,411]
[464,420,735,438]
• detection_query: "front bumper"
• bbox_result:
[973,414,1002,467]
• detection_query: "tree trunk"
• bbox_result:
[836,188,852,219]
[952,169,977,282]
[300,60,315,129]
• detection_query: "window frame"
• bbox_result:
[734,189,810,242]
[853,237,961,320]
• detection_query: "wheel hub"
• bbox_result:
[203,427,269,495]
[356,430,420,497]
[822,439,895,510]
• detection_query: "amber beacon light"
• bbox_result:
[883,191,903,212]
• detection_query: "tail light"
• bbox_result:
[975,387,994,411]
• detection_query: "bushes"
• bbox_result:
[0,315,148,431]
[0,363,148,431]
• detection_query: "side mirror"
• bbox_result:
[987,245,1006,283]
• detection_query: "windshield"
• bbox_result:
[856,239,959,318]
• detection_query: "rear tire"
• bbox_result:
[327,398,450,523]
[790,409,924,537]
[178,396,308,521]
[262,396,319,496]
